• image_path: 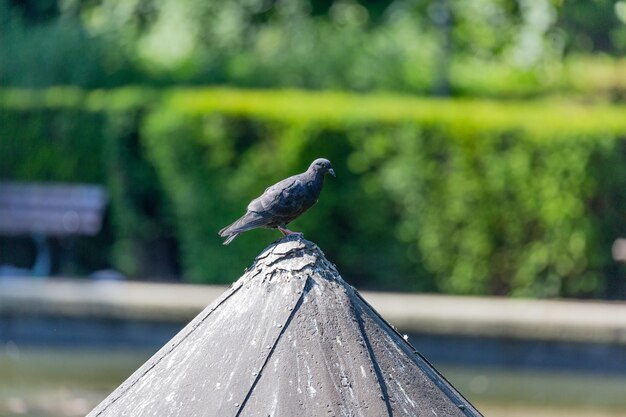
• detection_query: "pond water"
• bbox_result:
[1,347,624,417]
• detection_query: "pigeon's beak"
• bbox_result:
[328,168,336,177]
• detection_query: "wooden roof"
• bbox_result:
[88,236,482,417]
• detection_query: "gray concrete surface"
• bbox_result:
[1,274,625,345]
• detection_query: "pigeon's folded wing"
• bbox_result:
[247,176,304,216]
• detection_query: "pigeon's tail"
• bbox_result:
[218,223,240,245]
[218,223,234,237]
[218,212,268,245]
[222,232,239,245]
[218,217,248,237]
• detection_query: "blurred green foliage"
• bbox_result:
[147,89,626,296]
[0,106,104,182]
[4,88,624,297]
[0,88,177,277]
[142,106,416,288]
[2,0,626,98]
[2,1,625,298]
[0,95,112,273]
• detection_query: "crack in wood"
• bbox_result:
[234,276,312,417]
[349,294,395,417]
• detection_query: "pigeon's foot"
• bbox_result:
[278,226,303,237]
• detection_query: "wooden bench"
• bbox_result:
[0,181,108,276]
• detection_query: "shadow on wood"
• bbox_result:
[88,235,482,417]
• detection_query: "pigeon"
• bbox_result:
[219,158,336,245]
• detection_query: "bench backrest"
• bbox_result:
[0,182,108,236]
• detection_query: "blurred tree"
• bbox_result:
[7,0,60,22]
[557,0,624,52]
[1,0,624,92]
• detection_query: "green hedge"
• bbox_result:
[0,88,174,277]
[147,89,626,296]
[2,87,626,297]
[0,96,110,273]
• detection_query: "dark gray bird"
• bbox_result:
[219,158,335,245]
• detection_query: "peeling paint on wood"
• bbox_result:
[88,235,483,417]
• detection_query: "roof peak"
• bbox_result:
[246,234,337,280]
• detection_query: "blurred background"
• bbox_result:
[1,0,626,416]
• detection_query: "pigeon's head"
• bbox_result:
[310,158,336,177]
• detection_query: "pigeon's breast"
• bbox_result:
[303,177,324,205]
